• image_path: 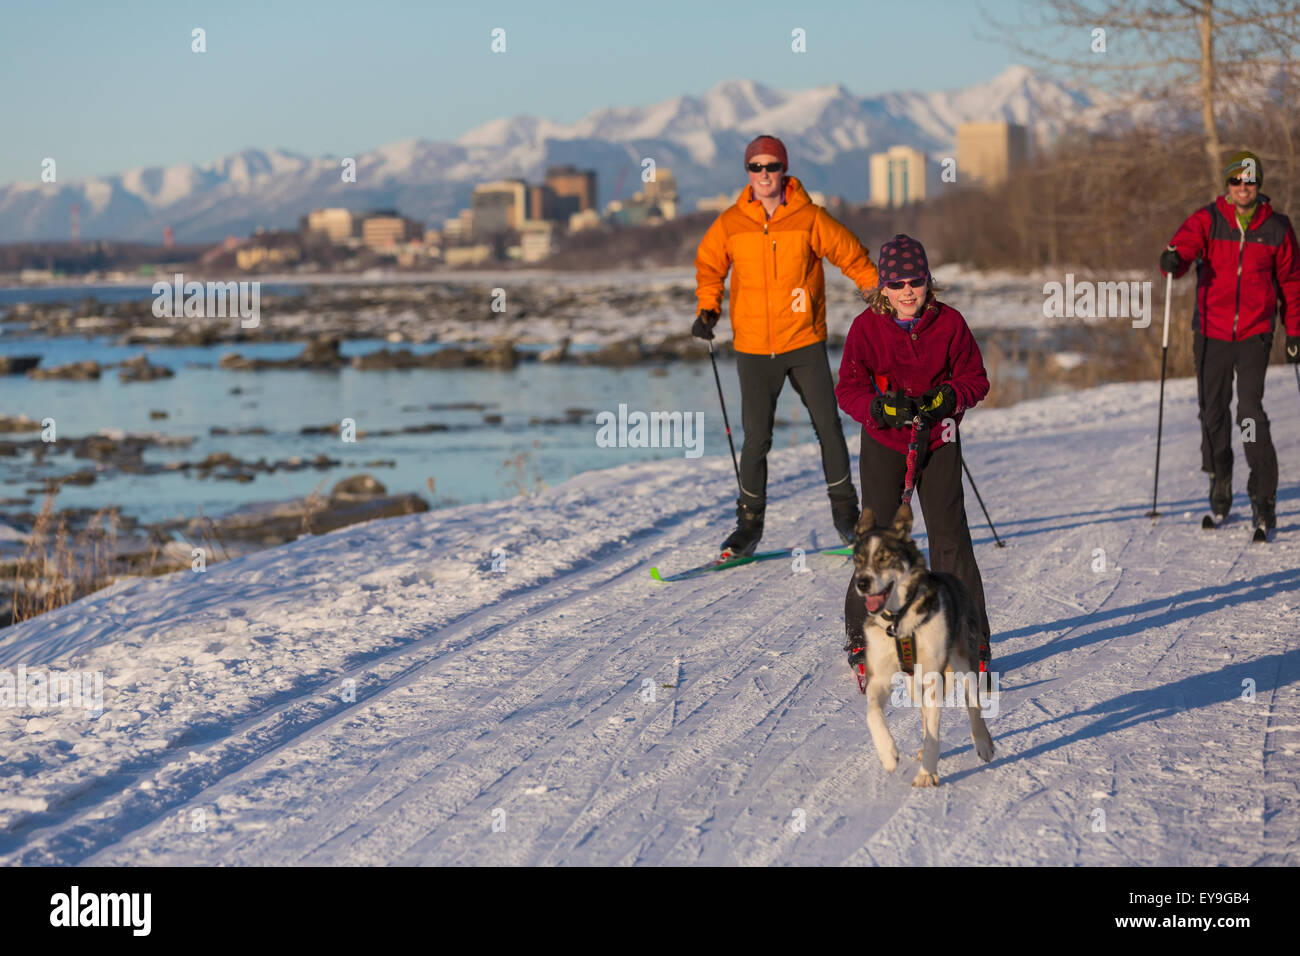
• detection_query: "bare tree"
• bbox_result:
[986,0,1300,199]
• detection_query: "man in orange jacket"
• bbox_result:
[694,134,880,555]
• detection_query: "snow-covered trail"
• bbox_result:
[1,371,1298,865]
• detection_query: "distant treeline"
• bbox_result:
[0,240,210,274]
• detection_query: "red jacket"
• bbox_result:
[836,301,989,455]
[1166,194,1300,340]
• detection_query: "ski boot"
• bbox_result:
[831,493,859,547]
[720,502,764,558]
[1250,495,1275,542]
[978,634,992,695]
[1209,474,1232,522]
[844,631,867,693]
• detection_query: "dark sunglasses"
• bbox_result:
[885,278,926,290]
[1227,177,1257,187]
[746,162,784,173]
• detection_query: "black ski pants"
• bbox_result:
[843,430,991,645]
[735,341,855,509]
[1195,329,1278,502]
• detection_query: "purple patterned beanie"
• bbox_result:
[876,234,930,286]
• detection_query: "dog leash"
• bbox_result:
[901,416,922,506]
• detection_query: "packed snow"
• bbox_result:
[0,369,1297,865]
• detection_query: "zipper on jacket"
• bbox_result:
[764,220,774,357]
[1232,222,1247,340]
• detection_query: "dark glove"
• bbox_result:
[869,392,918,430]
[692,309,719,340]
[1160,246,1183,275]
[1286,335,1300,364]
[918,384,956,422]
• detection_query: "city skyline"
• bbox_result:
[2,0,1072,188]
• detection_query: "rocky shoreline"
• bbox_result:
[0,469,428,628]
[0,277,866,370]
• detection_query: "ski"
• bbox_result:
[650,545,852,582]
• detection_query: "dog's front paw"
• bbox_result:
[879,745,899,773]
[911,770,941,788]
[973,733,994,763]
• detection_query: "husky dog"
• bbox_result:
[847,502,995,787]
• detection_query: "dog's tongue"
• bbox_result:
[865,592,885,613]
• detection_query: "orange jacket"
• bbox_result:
[695,176,878,355]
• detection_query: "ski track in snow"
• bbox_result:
[1,371,1297,865]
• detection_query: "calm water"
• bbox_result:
[1,331,839,525]
[0,282,308,308]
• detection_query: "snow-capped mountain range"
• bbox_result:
[1,66,1097,242]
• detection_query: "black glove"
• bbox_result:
[918,384,956,422]
[1160,246,1183,275]
[692,309,719,340]
[1286,335,1300,364]
[869,392,918,430]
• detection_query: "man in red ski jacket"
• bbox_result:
[1162,149,1300,532]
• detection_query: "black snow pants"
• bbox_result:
[735,341,855,509]
[843,430,991,646]
[1194,329,1278,502]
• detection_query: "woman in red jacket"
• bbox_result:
[835,234,992,670]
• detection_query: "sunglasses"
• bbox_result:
[1227,177,1257,187]
[746,162,784,173]
[885,278,926,290]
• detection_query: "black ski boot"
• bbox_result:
[844,630,865,668]
[1251,496,1275,542]
[1209,474,1232,520]
[721,502,764,557]
[978,633,992,694]
[1251,496,1277,530]
[831,493,859,546]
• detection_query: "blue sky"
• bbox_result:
[2,0,1061,187]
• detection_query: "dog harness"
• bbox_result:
[876,594,919,675]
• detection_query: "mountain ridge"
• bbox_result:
[1,66,1098,242]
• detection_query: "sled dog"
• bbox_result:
[848,502,995,786]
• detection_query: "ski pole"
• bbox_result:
[1148,270,1173,518]
[960,454,1005,548]
[707,338,741,492]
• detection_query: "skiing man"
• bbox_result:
[1161,149,1300,536]
[835,234,992,670]
[694,134,879,556]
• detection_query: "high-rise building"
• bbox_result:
[306,208,356,243]
[641,167,678,220]
[527,183,557,222]
[545,165,597,218]
[471,179,528,239]
[360,211,419,251]
[869,146,927,208]
[956,122,1028,189]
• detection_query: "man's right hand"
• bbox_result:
[692,309,719,340]
[1160,246,1183,276]
[870,392,918,430]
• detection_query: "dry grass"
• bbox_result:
[10,495,119,625]
[501,441,546,497]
